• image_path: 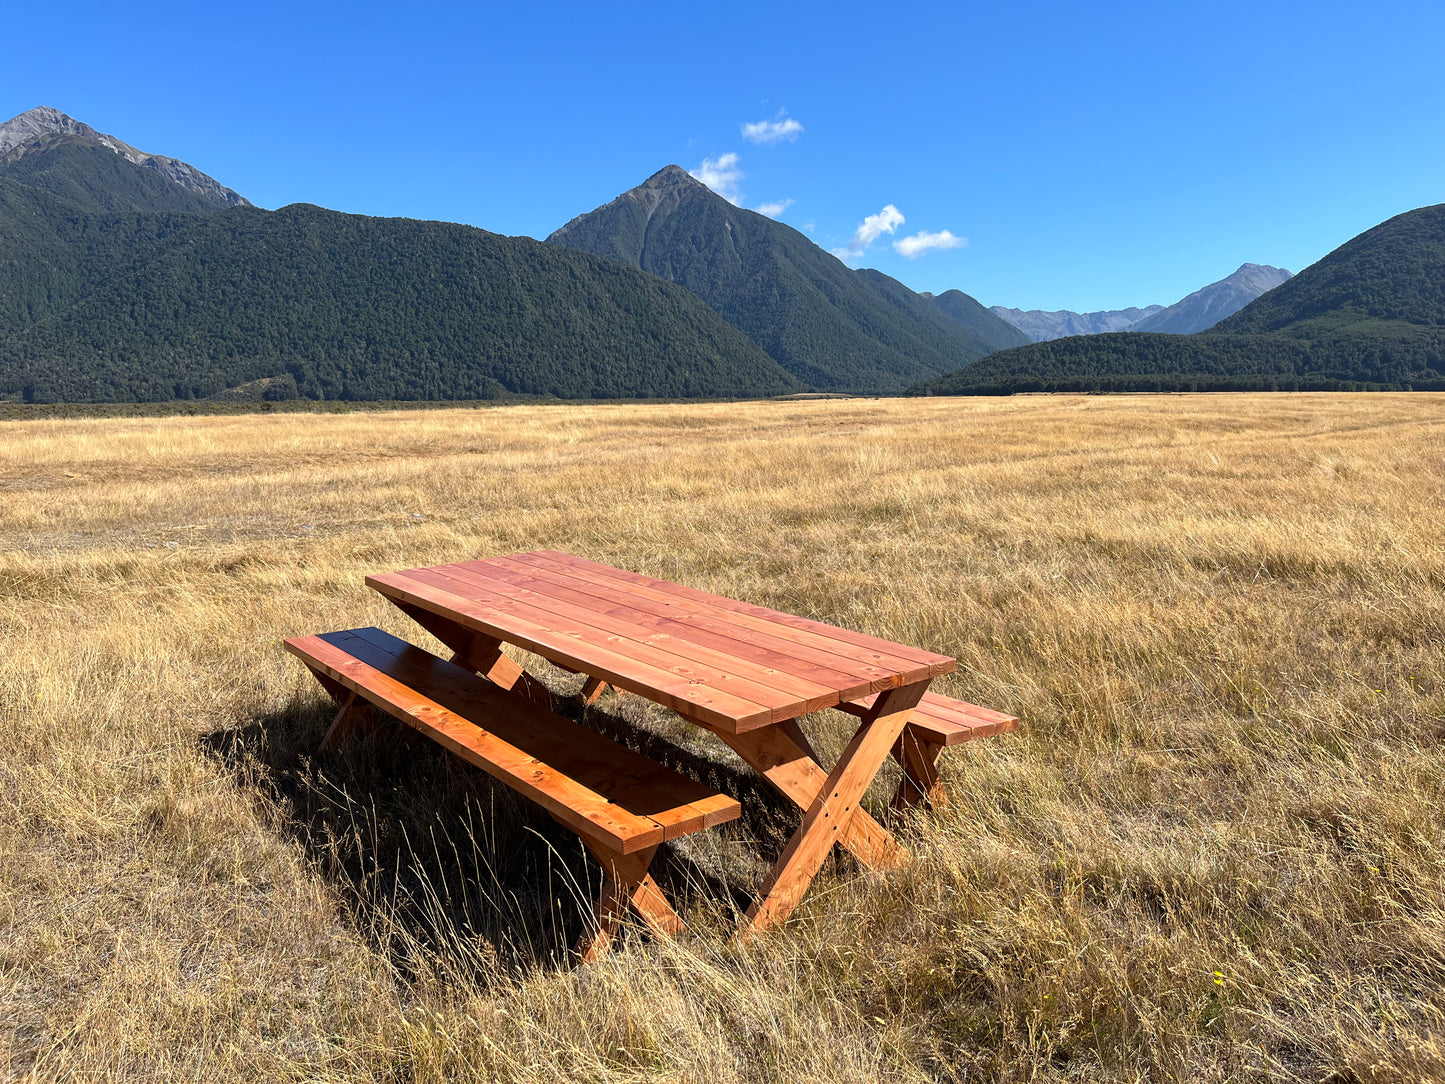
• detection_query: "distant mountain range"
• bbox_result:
[547,165,1027,393]
[1,106,1440,404]
[989,304,1164,341]
[0,108,798,403]
[992,263,1292,341]
[914,207,1445,394]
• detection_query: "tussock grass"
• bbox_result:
[2,393,1442,1081]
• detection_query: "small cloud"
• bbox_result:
[802,221,816,233]
[832,204,905,264]
[742,110,804,144]
[894,229,968,258]
[756,198,794,219]
[690,152,744,205]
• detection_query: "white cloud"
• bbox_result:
[893,229,968,258]
[832,204,905,264]
[742,110,804,144]
[756,198,794,219]
[690,152,744,205]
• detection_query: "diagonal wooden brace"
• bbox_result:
[575,840,683,962]
[744,680,928,932]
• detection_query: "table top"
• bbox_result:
[367,550,955,733]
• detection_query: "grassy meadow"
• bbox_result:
[1,393,1442,1082]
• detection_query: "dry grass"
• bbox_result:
[1,393,1442,1082]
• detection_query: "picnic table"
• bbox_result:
[287,550,1018,957]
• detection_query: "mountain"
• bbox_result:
[929,290,1032,350]
[0,120,800,403]
[990,304,1164,342]
[912,205,1445,395]
[0,106,248,212]
[1129,263,1292,334]
[547,165,1026,392]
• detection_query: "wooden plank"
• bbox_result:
[286,630,741,851]
[514,551,946,684]
[477,553,892,700]
[578,676,607,705]
[404,564,804,720]
[331,628,741,839]
[528,551,956,679]
[745,680,928,931]
[367,571,774,732]
[891,732,947,811]
[575,843,665,962]
[433,560,844,715]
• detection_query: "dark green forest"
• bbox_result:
[0,150,799,403]
[914,204,1445,395]
[547,166,1027,393]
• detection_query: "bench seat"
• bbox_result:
[837,689,1019,745]
[838,689,1019,809]
[285,627,740,853]
[285,626,742,959]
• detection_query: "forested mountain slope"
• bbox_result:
[914,205,1445,394]
[548,165,1025,392]
[0,130,798,403]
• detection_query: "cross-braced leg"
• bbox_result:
[575,842,682,961]
[708,716,906,872]
[891,731,948,811]
[745,680,928,932]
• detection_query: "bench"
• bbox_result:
[565,677,1019,813]
[836,690,1020,810]
[283,626,742,960]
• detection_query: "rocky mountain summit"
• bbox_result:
[547,164,1026,392]
[1129,263,1292,334]
[0,106,249,209]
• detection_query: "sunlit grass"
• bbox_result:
[2,393,1442,1081]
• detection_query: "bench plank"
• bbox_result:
[286,627,740,851]
[838,689,1020,745]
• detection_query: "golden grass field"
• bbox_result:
[1,393,1442,1082]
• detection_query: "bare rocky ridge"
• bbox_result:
[990,304,1165,342]
[0,106,249,208]
[1129,263,1293,334]
[992,263,1293,342]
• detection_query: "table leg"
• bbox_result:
[712,720,906,872]
[575,841,683,962]
[389,600,555,708]
[744,680,928,933]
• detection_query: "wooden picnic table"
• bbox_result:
[366,549,958,931]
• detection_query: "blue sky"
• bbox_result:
[5,0,1442,311]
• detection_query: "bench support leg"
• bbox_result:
[744,680,928,933]
[576,842,682,962]
[303,669,385,752]
[891,732,948,811]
